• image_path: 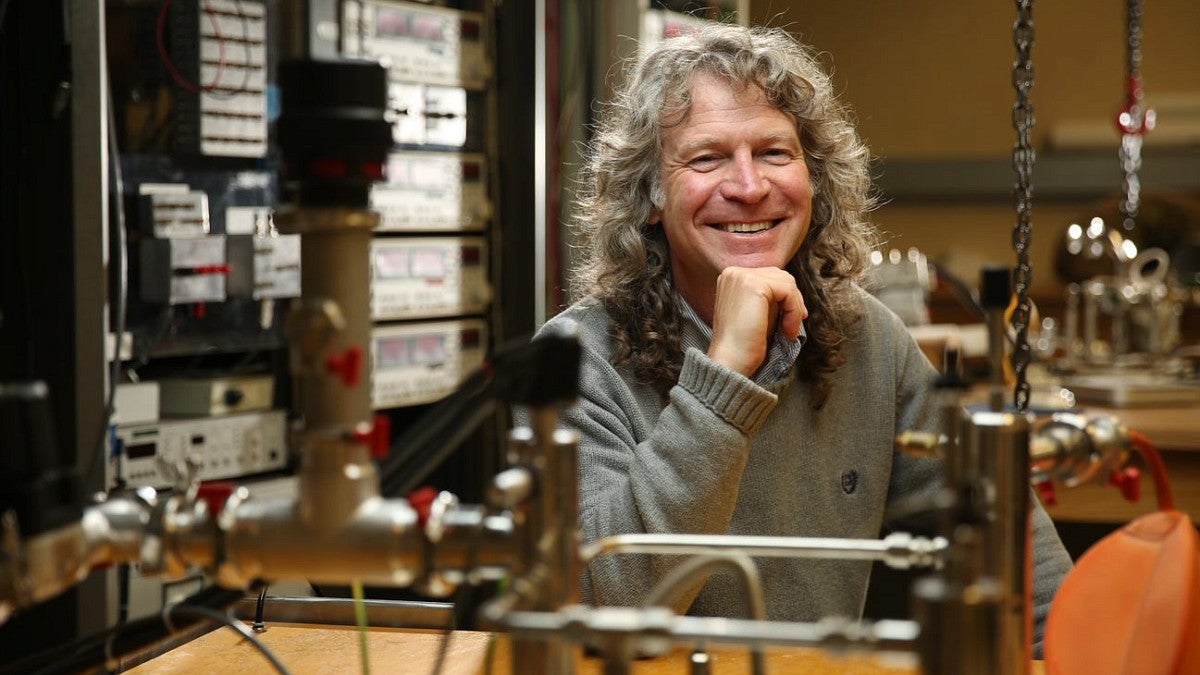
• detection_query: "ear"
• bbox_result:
[648,207,662,225]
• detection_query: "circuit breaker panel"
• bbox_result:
[98,0,296,623]
[97,0,506,621]
[318,0,497,412]
[168,0,269,157]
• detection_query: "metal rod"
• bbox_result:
[499,607,920,657]
[534,0,548,328]
[582,532,945,568]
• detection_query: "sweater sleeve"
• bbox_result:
[568,344,778,611]
[1030,495,1072,658]
[884,301,944,535]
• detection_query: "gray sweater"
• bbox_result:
[535,287,1072,648]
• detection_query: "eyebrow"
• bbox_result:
[673,131,801,157]
[759,132,802,148]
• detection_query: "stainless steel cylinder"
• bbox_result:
[912,575,1002,675]
[276,207,384,531]
[507,412,582,675]
[297,435,380,532]
[961,407,1032,675]
[275,207,378,432]
[216,489,424,589]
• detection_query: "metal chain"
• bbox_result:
[1010,0,1035,412]
[1117,0,1150,233]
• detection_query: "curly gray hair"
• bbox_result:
[572,23,877,407]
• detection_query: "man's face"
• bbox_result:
[651,73,813,315]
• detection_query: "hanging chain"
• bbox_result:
[1117,0,1153,233]
[1010,0,1035,413]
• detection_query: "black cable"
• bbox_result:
[169,604,290,675]
[252,585,268,632]
[428,580,475,675]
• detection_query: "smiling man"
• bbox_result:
[534,23,1072,653]
[655,72,811,377]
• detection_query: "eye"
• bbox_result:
[761,148,795,164]
[689,154,721,170]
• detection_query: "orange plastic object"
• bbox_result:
[1045,509,1200,675]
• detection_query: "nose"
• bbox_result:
[720,151,770,202]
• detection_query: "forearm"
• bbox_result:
[573,348,777,609]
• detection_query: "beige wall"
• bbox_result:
[751,1,1200,157]
[750,1,1200,293]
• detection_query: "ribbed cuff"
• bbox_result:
[678,348,778,436]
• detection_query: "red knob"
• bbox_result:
[197,481,236,518]
[351,414,391,461]
[324,345,364,388]
[1108,467,1142,503]
[1035,480,1058,508]
[408,486,438,527]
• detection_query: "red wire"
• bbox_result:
[156,0,227,94]
[1128,428,1176,512]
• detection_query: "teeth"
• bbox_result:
[721,221,774,233]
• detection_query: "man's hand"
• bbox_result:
[707,266,807,378]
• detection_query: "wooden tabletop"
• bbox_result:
[122,622,1048,674]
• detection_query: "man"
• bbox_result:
[536,23,1071,650]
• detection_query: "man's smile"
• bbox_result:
[713,220,780,233]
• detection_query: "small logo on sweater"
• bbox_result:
[841,470,859,494]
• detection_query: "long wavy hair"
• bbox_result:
[572,24,878,408]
